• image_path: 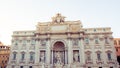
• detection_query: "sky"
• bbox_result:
[0,0,120,45]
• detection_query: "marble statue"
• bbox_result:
[40,52,45,63]
[55,52,62,64]
[74,52,79,62]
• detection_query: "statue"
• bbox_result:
[73,52,79,62]
[40,52,45,63]
[52,13,65,23]
[55,52,62,64]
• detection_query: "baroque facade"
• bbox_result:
[114,38,120,64]
[0,41,10,68]
[7,13,118,68]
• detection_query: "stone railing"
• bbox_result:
[85,60,93,64]
[107,59,115,64]
[29,60,34,64]
[19,59,26,63]
[96,59,104,64]
[11,60,17,64]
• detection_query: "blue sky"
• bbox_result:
[0,0,120,45]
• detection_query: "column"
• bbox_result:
[68,38,72,64]
[35,39,39,63]
[91,43,96,64]
[51,50,53,64]
[79,38,85,64]
[46,39,50,64]
[101,39,107,64]
[65,50,67,64]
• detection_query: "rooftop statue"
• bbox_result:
[52,13,65,23]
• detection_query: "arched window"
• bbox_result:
[30,52,35,61]
[106,51,112,60]
[97,53,101,60]
[96,51,101,60]
[21,52,25,60]
[85,51,91,61]
[107,53,112,60]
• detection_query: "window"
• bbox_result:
[114,40,117,45]
[107,53,112,60]
[85,51,91,61]
[105,37,109,44]
[95,37,99,44]
[27,40,30,43]
[31,40,35,45]
[2,60,4,64]
[21,53,25,60]
[23,40,26,45]
[13,53,16,60]
[85,38,89,44]
[97,53,101,60]
[119,40,120,45]
[94,29,96,32]
[15,42,18,45]
[30,53,34,61]
[103,28,106,31]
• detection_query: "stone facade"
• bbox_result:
[0,41,10,68]
[7,13,118,68]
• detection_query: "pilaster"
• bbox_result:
[68,38,72,64]
[79,38,85,64]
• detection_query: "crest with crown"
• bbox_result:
[52,13,66,23]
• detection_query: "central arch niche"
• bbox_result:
[52,41,66,64]
[53,41,65,51]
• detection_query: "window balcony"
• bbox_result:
[19,60,26,63]
[29,60,34,64]
[96,60,104,64]
[85,60,93,64]
[11,60,17,63]
[107,59,115,64]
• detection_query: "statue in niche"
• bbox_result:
[40,52,45,63]
[73,52,79,62]
[55,52,62,64]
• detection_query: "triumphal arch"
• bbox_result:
[7,13,118,68]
